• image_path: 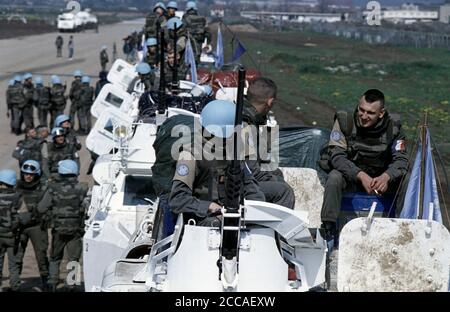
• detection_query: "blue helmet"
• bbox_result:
[0,169,17,187]
[23,73,33,80]
[167,1,178,10]
[51,75,61,85]
[101,45,107,50]
[8,79,15,86]
[58,160,79,176]
[51,127,66,138]
[200,100,236,138]
[136,62,152,75]
[153,2,166,11]
[186,1,197,11]
[146,38,157,47]
[166,17,183,30]
[21,160,41,176]
[14,75,22,82]
[81,76,91,84]
[55,114,70,127]
[34,76,43,85]
[73,70,83,77]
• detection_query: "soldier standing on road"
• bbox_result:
[49,75,66,129]
[55,35,63,58]
[42,160,88,292]
[33,76,51,128]
[68,36,74,60]
[0,169,22,292]
[41,127,80,177]
[6,75,26,135]
[100,46,109,72]
[6,79,16,134]
[78,76,94,135]
[54,114,82,151]
[69,70,83,129]
[16,160,50,291]
[22,73,35,129]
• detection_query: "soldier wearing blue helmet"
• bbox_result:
[54,114,82,151]
[144,37,159,67]
[22,73,35,129]
[49,75,66,129]
[16,160,51,291]
[78,76,94,134]
[167,1,178,18]
[0,169,22,291]
[69,70,83,132]
[144,2,168,42]
[100,46,109,72]
[33,76,51,127]
[42,160,88,291]
[151,100,265,234]
[6,75,26,135]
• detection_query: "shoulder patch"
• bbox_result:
[393,139,406,152]
[176,164,190,177]
[330,130,342,142]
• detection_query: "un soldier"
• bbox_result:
[182,1,211,61]
[128,62,155,95]
[163,100,265,229]
[167,1,178,19]
[100,46,109,72]
[12,127,44,169]
[78,76,94,135]
[144,37,159,68]
[95,71,109,98]
[55,35,63,58]
[0,170,22,292]
[42,127,80,176]
[22,73,35,129]
[243,78,295,209]
[16,160,50,291]
[164,47,188,91]
[49,75,66,129]
[6,79,16,134]
[44,160,88,292]
[69,71,83,130]
[144,2,167,40]
[54,115,82,151]
[33,76,51,127]
[320,89,408,241]
[7,75,26,135]
[166,17,187,57]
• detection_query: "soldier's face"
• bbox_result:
[55,135,65,144]
[357,97,385,128]
[27,129,37,138]
[39,129,49,138]
[61,121,71,129]
[168,8,176,16]
[24,173,34,183]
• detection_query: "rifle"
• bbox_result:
[158,28,166,114]
[218,66,246,289]
[13,225,22,255]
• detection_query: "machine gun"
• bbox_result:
[218,67,246,290]
[158,28,166,115]
[171,21,179,91]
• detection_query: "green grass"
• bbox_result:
[222,29,450,154]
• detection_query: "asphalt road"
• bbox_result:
[0,20,144,292]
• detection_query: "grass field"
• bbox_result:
[220,27,450,163]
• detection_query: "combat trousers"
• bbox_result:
[320,169,404,223]
[23,105,34,129]
[50,107,65,129]
[69,101,79,129]
[0,237,22,291]
[38,108,49,127]
[48,231,82,286]
[77,105,89,134]
[17,225,49,279]
[258,181,296,209]
[11,107,23,134]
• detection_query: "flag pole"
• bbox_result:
[418,112,428,219]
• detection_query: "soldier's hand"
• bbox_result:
[208,202,222,215]
[371,173,390,194]
[357,171,373,195]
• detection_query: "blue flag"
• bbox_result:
[231,39,247,63]
[215,26,224,69]
[400,129,442,223]
[184,39,197,84]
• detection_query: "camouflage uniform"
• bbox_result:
[0,188,22,291]
[182,10,211,61]
[23,81,35,129]
[44,176,88,289]
[6,82,26,135]
[42,139,80,176]
[100,50,109,72]
[16,178,50,288]
[69,79,82,130]
[33,84,51,127]
[77,83,94,134]
[12,137,44,167]
[49,85,66,129]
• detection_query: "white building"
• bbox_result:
[241,11,344,23]
[440,4,450,23]
[363,4,439,24]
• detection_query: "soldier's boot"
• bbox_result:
[321,221,337,253]
[41,275,49,292]
[14,128,22,135]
